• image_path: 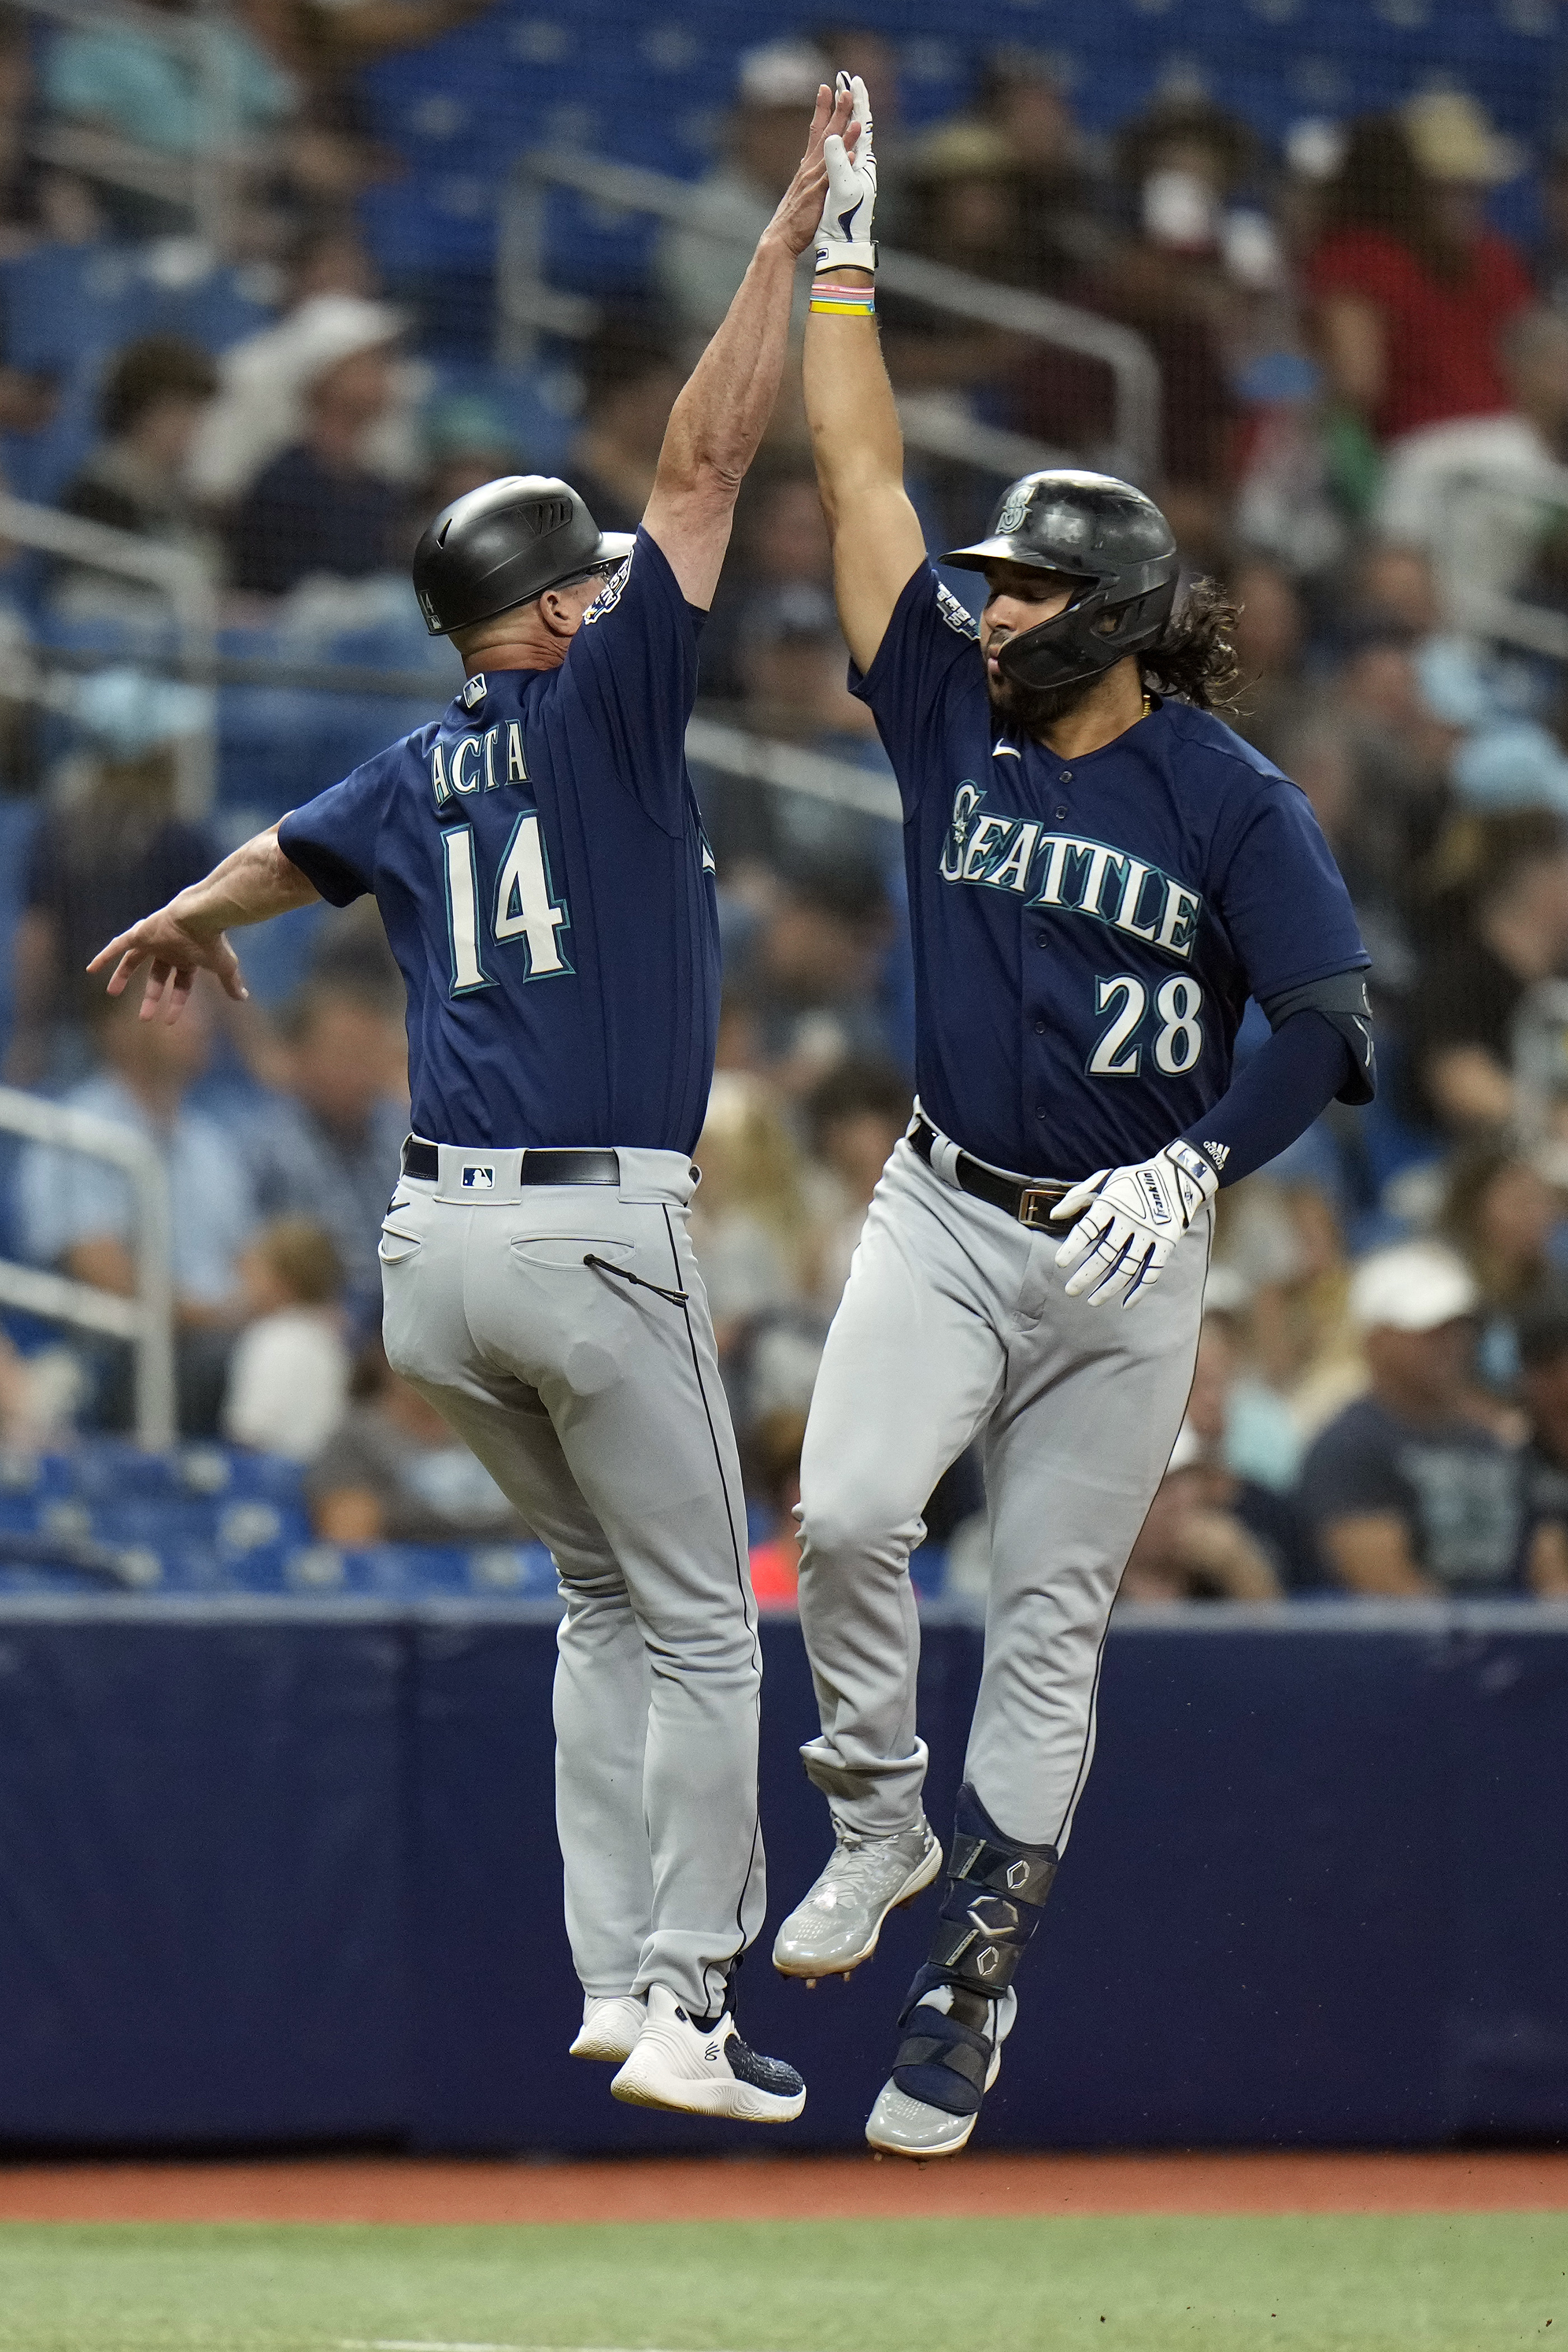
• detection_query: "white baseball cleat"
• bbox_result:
[569,1992,646,2062]
[610,1984,806,2122]
[865,1984,1017,2159]
[772,1817,942,1981]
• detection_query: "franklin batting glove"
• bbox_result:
[1049,1140,1218,1310]
[816,71,876,276]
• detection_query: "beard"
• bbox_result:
[984,660,1100,739]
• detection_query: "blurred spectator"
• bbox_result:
[1188,1270,1307,1497]
[903,118,1023,287]
[1228,554,1308,757]
[739,582,876,746]
[1012,96,1244,544]
[802,1054,909,1311]
[973,48,1100,291]
[690,1070,818,1348]
[415,393,520,518]
[1298,1243,1530,1595]
[1375,309,1568,634]
[1542,138,1568,315]
[1321,613,1454,936]
[1119,1426,1281,1602]
[1407,810,1568,1134]
[45,0,296,152]
[255,0,497,72]
[1213,1166,1362,1439]
[701,461,835,697]
[0,10,81,252]
[228,333,404,594]
[1350,541,1441,636]
[657,38,825,339]
[1437,1138,1566,1395]
[45,0,295,236]
[191,286,411,507]
[307,1338,531,1542]
[567,320,684,535]
[243,979,407,1334]
[1516,1297,1568,1595]
[221,1215,348,1459]
[56,336,221,608]
[746,1405,808,1608]
[8,676,217,1084]
[743,857,897,1089]
[1308,104,1533,450]
[16,981,256,1433]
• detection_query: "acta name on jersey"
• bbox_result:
[940,781,1202,962]
[430,723,529,806]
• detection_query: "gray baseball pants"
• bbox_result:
[379,1144,763,2016]
[796,1129,1208,1851]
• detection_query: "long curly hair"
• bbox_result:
[1138,577,1244,713]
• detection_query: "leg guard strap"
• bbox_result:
[923,1782,1058,1999]
[890,1995,993,2118]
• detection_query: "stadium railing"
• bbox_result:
[12,0,240,251]
[0,493,216,815]
[499,147,1162,488]
[0,1085,175,1449]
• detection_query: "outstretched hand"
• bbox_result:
[86,910,247,1025]
[767,76,861,259]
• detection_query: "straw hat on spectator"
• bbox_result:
[907,121,1021,184]
[1347,1242,1480,1333]
[1401,91,1521,187]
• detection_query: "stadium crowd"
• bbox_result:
[1,19,1567,1605]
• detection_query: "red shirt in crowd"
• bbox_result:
[1307,224,1534,440]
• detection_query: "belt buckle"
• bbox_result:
[1018,1184,1058,1230]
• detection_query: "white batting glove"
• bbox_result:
[816,70,876,275]
[1050,1141,1219,1310]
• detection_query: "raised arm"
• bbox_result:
[87,823,320,1023]
[641,80,851,610]
[802,76,927,676]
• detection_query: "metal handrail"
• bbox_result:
[686,712,899,822]
[0,494,216,815]
[500,147,1160,484]
[0,1086,175,1450]
[10,0,240,241]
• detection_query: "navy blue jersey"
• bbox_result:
[278,526,719,1154]
[853,562,1369,1179]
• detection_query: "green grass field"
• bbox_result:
[0,2215,1562,2352]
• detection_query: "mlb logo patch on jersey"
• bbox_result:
[462,1164,496,1190]
[461,673,487,710]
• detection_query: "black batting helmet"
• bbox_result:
[944,469,1179,693]
[412,474,635,638]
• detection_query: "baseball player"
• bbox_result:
[771,77,1376,2157]
[86,82,862,2128]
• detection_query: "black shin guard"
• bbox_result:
[889,1784,1058,2117]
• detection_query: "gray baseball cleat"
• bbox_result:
[865,1984,1018,2159]
[772,1816,942,1981]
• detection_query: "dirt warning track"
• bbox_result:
[0,2151,1564,2225]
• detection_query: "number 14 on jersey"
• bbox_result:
[443,816,572,993]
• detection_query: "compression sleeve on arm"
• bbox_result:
[1177,1010,1353,1189]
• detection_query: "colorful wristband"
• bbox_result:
[809,281,875,316]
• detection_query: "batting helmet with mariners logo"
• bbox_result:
[412,474,635,638]
[944,468,1179,694]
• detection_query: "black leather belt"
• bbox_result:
[909,1117,1077,1230]
[401,1137,621,1186]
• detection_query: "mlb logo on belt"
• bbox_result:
[462,1164,495,1190]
